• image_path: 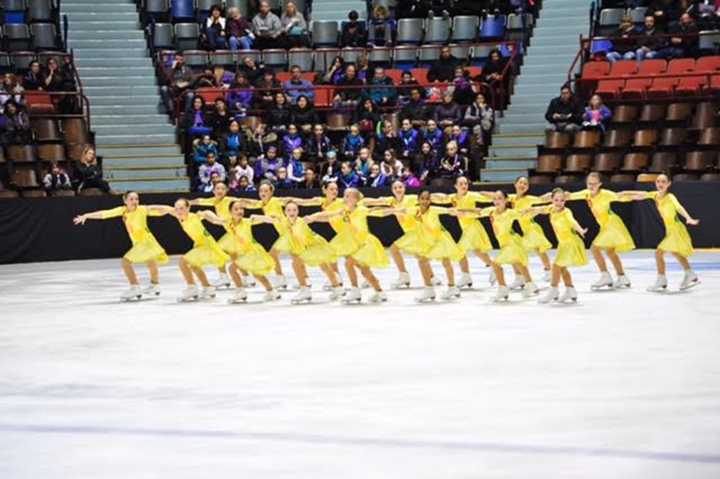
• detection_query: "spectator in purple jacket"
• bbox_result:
[283,65,315,104]
[227,6,254,50]
[198,152,227,192]
[337,161,363,191]
[255,145,283,182]
[581,94,612,133]
[227,72,253,116]
[281,123,304,158]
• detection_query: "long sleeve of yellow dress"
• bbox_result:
[548,207,589,268]
[180,212,230,268]
[509,194,553,253]
[569,189,635,253]
[486,207,529,266]
[100,206,169,265]
[646,192,694,257]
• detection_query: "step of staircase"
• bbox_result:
[105,166,187,181]
[73,48,148,58]
[63,3,138,13]
[81,76,158,87]
[94,123,176,135]
[489,145,538,158]
[74,57,153,67]
[480,168,533,183]
[109,178,191,193]
[95,134,178,145]
[69,30,147,40]
[83,85,160,96]
[103,156,186,168]
[92,104,163,115]
[66,20,141,30]
[98,145,182,156]
[89,95,161,106]
[92,114,171,124]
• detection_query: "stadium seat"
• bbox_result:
[544,131,570,148]
[672,173,699,181]
[312,21,338,47]
[10,51,36,70]
[4,24,31,51]
[171,0,195,22]
[648,152,678,172]
[12,168,40,189]
[425,17,450,44]
[629,6,647,23]
[529,175,552,185]
[411,68,428,85]
[471,44,495,65]
[665,103,692,121]
[262,49,288,69]
[451,16,479,43]
[593,152,621,172]
[175,23,200,51]
[659,127,687,146]
[312,47,334,72]
[28,0,53,22]
[367,46,391,66]
[37,143,66,163]
[609,59,638,76]
[393,45,417,68]
[698,30,720,53]
[314,85,333,108]
[595,79,624,99]
[699,127,720,146]
[417,44,439,66]
[555,174,581,184]
[668,58,695,75]
[692,102,717,129]
[24,90,54,113]
[210,50,237,67]
[396,18,424,45]
[573,130,600,148]
[384,68,403,84]
[3,0,26,24]
[611,104,638,123]
[536,154,562,173]
[340,47,364,65]
[62,118,89,145]
[696,56,720,73]
[675,76,707,96]
[195,87,224,104]
[31,23,58,50]
[633,129,658,146]
[603,128,632,147]
[621,152,649,171]
[639,104,666,122]
[685,151,715,171]
[448,44,471,63]
[505,13,529,42]
[581,61,610,81]
[479,15,506,40]
[564,154,592,173]
[31,118,61,142]
[153,23,175,50]
[700,172,720,181]
[598,8,624,35]
[288,48,313,72]
[145,0,170,20]
[183,49,208,67]
[646,77,678,98]
[7,145,37,163]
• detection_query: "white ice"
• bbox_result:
[1,251,720,478]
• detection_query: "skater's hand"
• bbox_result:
[578,227,588,238]
[687,218,700,226]
[73,215,87,225]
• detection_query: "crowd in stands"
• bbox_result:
[545,86,613,133]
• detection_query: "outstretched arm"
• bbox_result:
[672,196,700,226]
[197,210,227,226]
[304,210,343,224]
[145,204,175,216]
[521,206,548,216]
[367,206,406,217]
[430,193,453,204]
[361,197,393,207]
[249,214,278,224]
[73,210,109,225]
[285,196,324,207]
[618,190,650,201]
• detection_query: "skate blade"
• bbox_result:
[228,297,248,304]
[680,280,700,291]
[177,296,199,303]
[120,295,142,302]
[415,297,436,303]
[291,298,312,305]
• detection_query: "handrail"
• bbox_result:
[567,34,586,86]
[62,14,69,51]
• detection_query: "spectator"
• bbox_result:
[448,124,471,156]
[342,124,365,160]
[184,96,213,137]
[463,92,494,145]
[23,61,45,91]
[230,153,254,186]
[281,123,304,157]
[545,85,582,132]
[198,152,227,192]
[322,56,346,85]
[661,13,699,58]
[240,55,263,84]
[222,120,243,158]
[264,91,291,132]
[227,71,253,116]
[203,5,227,50]
[626,16,665,61]
[582,94,612,132]
[398,118,422,160]
[42,161,72,192]
[423,119,445,153]
[416,141,439,183]
[373,121,400,162]
[211,65,232,88]
[1,100,31,144]
[193,134,220,166]
[76,146,111,193]
[43,58,64,92]
[255,69,281,109]
[334,64,364,107]
[2,74,24,109]
[690,0,720,29]
[451,67,475,105]
[479,49,507,85]
[647,0,680,30]
[356,52,372,82]
[291,95,319,134]
[252,0,283,49]
[380,149,403,178]
[283,65,315,104]
[399,88,428,126]
[353,98,381,137]
[340,10,367,47]
[247,123,277,160]
[280,1,308,47]
[192,68,217,89]
[320,149,340,182]
[605,15,639,62]
[233,174,257,193]
[226,6,254,50]
[438,140,465,179]
[366,162,390,187]
[368,4,392,47]
[160,52,193,115]
[255,145,283,182]
[434,91,463,128]
[299,167,319,188]
[337,161,363,190]
[307,124,332,164]
[355,147,374,177]
[427,46,461,83]
[210,98,232,136]
[400,165,422,188]
[275,166,294,189]
[287,147,305,185]
[363,67,397,106]
[397,70,423,104]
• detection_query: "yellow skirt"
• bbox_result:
[297,234,338,267]
[394,230,425,256]
[271,233,293,254]
[593,215,635,253]
[184,241,231,268]
[554,235,589,268]
[218,232,241,256]
[124,238,169,265]
[658,221,694,258]
[457,221,492,254]
[495,235,528,267]
[424,231,465,262]
[351,235,390,268]
[330,229,360,257]
[235,242,275,276]
[520,221,552,253]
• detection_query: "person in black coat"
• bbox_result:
[544,86,582,132]
[23,61,45,91]
[264,91,291,133]
[290,95,319,135]
[427,46,461,83]
[340,10,367,47]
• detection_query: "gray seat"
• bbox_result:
[418,44,439,64]
[629,6,647,23]
[153,23,174,50]
[448,43,471,63]
[3,0,26,10]
[145,0,170,16]
[237,49,261,65]
[396,18,424,45]
[367,46,391,65]
[311,20,338,47]
[226,0,249,15]
[393,45,417,66]
[699,30,720,51]
[425,16,450,44]
[451,15,479,43]
[288,48,313,72]
[174,22,200,51]
[599,8,624,26]
[0,51,10,70]
[340,47,365,65]
[506,13,525,30]
[5,24,32,51]
[472,43,495,63]
[10,51,35,70]
[262,48,288,69]
[37,50,65,67]
[312,47,334,72]
[28,0,53,22]
[211,50,236,67]
[31,23,58,50]
[183,49,209,67]
[196,0,215,13]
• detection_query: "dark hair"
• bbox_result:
[210,5,223,14]
[122,191,139,201]
[348,10,359,21]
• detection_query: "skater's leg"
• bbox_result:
[147,261,159,284]
[255,275,273,291]
[345,257,359,288]
[179,257,196,286]
[320,263,341,287]
[550,263,562,287]
[606,248,625,276]
[121,258,139,285]
[270,249,283,275]
[475,251,492,267]
[591,245,608,273]
[390,244,408,274]
[518,264,532,282]
[671,252,691,271]
[459,255,470,273]
[417,257,433,286]
[291,255,309,287]
[228,262,245,288]
[192,267,211,287]
[538,251,551,272]
[493,262,505,286]
[560,267,573,288]
[655,249,666,275]
[358,265,382,291]
[441,259,455,286]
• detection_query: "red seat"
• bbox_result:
[595,79,625,99]
[411,68,429,86]
[638,59,667,76]
[709,74,720,93]
[276,72,292,82]
[195,88,224,104]
[647,77,679,98]
[667,58,695,75]
[314,86,333,108]
[696,56,720,73]
[608,60,638,77]
[582,61,611,80]
[385,68,403,84]
[622,78,652,98]
[24,91,55,113]
[467,66,482,77]
[676,76,708,96]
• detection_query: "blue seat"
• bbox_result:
[479,15,506,40]
[171,0,195,22]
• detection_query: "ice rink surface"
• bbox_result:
[1,251,720,478]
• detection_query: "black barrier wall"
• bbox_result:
[0,183,718,264]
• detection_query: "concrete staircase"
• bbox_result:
[482,0,591,183]
[310,0,366,22]
[62,0,189,192]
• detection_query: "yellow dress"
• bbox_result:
[509,194,553,253]
[100,206,168,264]
[195,196,240,255]
[449,192,493,253]
[275,216,338,267]
[246,196,287,251]
[568,189,635,253]
[395,206,464,261]
[482,207,528,266]
[226,218,275,276]
[321,197,347,234]
[647,192,694,257]
[546,206,588,268]
[330,206,389,268]
[179,212,231,268]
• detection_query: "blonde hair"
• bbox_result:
[81,145,96,165]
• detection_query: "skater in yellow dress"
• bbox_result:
[311,188,389,304]
[431,176,495,288]
[524,188,589,304]
[189,181,254,288]
[199,201,281,303]
[565,172,636,291]
[252,200,344,304]
[453,190,540,302]
[73,191,169,301]
[371,190,463,302]
[154,199,231,301]
[626,173,700,292]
